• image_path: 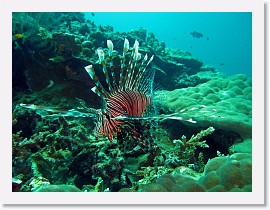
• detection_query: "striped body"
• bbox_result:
[95,90,152,139]
[85,39,155,141]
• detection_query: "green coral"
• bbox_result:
[133,166,173,191]
[164,127,214,170]
[34,184,81,192]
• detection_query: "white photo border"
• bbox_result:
[0,0,265,205]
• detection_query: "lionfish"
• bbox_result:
[20,38,196,143]
[85,39,155,141]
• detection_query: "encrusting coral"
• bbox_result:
[154,74,252,139]
[132,152,251,192]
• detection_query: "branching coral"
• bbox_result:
[134,166,173,190]
[164,127,215,170]
[174,126,214,149]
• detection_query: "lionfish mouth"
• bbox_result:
[85,39,155,141]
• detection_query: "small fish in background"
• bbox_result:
[219,63,225,66]
[91,12,95,17]
[190,31,203,38]
[14,33,27,46]
[15,33,26,39]
[49,55,66,63]
[206,37,209,41]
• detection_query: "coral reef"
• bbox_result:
[133,152,251,192]
[12,13,216,92]
[162,127,214,171]
[34,184,81,192]
[154,74,252,139]
[12,12,252,192]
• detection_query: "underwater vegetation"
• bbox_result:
[12,12,252,192]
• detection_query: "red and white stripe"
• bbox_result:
[94,89,151,140]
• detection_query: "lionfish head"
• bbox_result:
[85,39,155,142]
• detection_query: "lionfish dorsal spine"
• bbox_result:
[86,38,154,97]
[130,54,149,91]
[132,55,154,93]
[120,40,134,90]
[124,40,142,90]
[97,48,114,93]
[127,41,140,89]
[107,40,118,92]
[119,38,129,91]
[85,64,109,98]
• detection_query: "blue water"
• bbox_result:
[85,12,252,78]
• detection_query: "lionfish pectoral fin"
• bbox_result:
[19,103,98,118]
[110,113,197,124]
